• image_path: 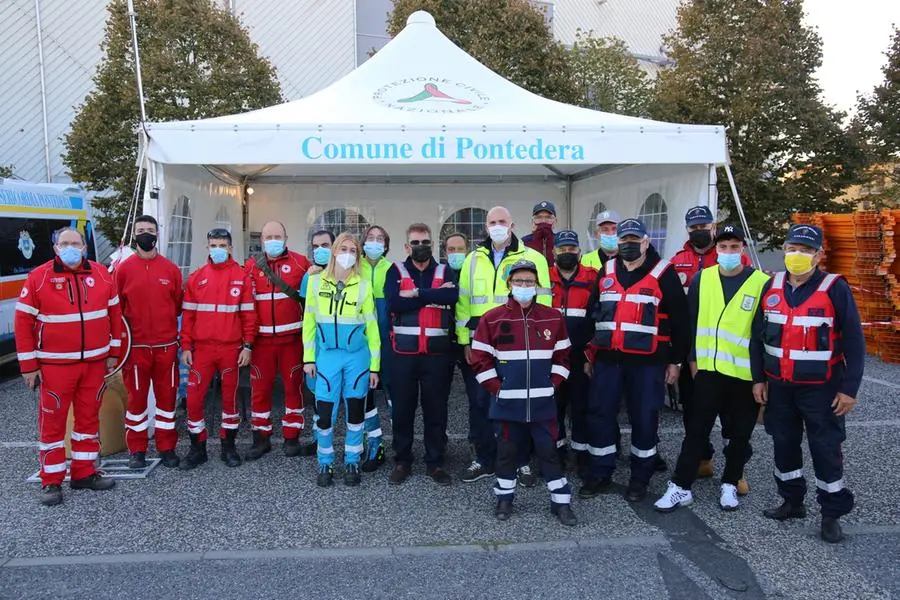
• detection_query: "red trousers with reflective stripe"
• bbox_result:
[123,345,179,453]
[187,343,241,442]
[38,361,107,486]
[249,337,304,439]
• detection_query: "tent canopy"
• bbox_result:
[144,11,727,182]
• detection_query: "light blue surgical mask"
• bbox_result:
[209,247,229,264]
[511,286,537,304]
[58,246,83,267]
[313,246,331,266]
[716,251,742,271]
[600,234,618,252]
[447,252,466,270]
[363,241,384,260]
[263,239,285,257]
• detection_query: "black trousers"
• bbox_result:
[679,364,714,461]
[673,370,759,488]
[390,352,452,468]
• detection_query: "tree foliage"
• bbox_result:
[652,0,864,247]
[387,0,575,103]
[566,31,652,116]
[854,27,900,192]
[64,0,282,242]
[0,165,13,178]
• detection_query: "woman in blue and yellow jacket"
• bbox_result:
[303,232,380,488]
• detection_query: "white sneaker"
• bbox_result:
[720,483,740,511]
[654,481,693,513]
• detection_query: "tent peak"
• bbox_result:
[407,11,436,27]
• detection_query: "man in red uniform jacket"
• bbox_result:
[180,228,257,470]
[670,206,752,488]
[15,227,122,506]
[115,215,183,470]
[244,221,312,460]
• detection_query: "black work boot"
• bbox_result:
[578,477,613,499]
[220,430,243,468]
[763,500,807,521]
[552,503,577,527]
[245,430,271,461]
[158,450,180,469]
[298,440,318,457]
[361,443,385,473]
[179,434,208,471]
[40,484,63,506]
[495,499,513,521]
[344,463,362,486]
[625,479,648,503]
[316,464,334,487]
[70,473,116,491]
[128,452,147,470]
[821,517,844,543]
[653,454,668,473]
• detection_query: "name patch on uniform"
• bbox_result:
[766,295,780,307]
[50,277,65,283]
[639,288,653,296]
[231,280,244,285]
[319,292,332,298]
[808,308,825,317]
[199,278,208,286]
[159,278,170,285]
[497,335,514,345]
[602,277,614,289]
[741,295,755,311]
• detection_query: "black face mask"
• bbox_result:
[618,241,643,262]
[410,245,432,263]
[555,252,578,270]
[135,232,157,252]
[689,229,712,249]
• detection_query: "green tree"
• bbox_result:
[387,0,575,103]
[854,27,900,193]
[567,31,653,116]
[0,165,13,178]
[652,0,864,247]
[65,0,282,242]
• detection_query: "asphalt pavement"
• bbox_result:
[1,357,899,599]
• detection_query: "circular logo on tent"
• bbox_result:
[372,78,491,113]
[766,295,780,308]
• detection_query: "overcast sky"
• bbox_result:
[803,0,899,114]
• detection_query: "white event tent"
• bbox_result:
[141,10,731,271]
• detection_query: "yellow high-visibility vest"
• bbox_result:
[695,266,769,380]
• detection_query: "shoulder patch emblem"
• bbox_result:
[602,277,614,289]
[766,295,780,308]
[741,294,755,311]
[230,287,240,297]
[679,272,688,284]
[20,287,28,298]
[85,277,95,288]
[543,329,552,341]
[281,264,291,273]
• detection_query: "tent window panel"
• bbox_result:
[308,208,369,253]
[167,195,193,279]
[440,207,488,258]
[586,201,608,250]
[638,193,668,257]
[214,206,232,233]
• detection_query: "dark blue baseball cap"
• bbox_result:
[785,224,823,249]
[508,259,538,277]
[685,206,714,227]
[555,230,579,247]
[617,219,647,239]
[532,201,556,216]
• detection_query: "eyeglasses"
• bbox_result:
[408,240,432,246]
[207,228,231,240]
[510,278,537,287]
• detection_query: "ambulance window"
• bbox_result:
[167,195,193,278]
[587,201,608,250]
[308,208,369,253]
[638,193,668,256]
[439,208,487,258]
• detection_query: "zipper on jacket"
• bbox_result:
[73,274,86,360]
[270,263,277,332]
[522,304,532,423]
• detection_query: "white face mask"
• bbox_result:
[488,225,510,244]
[335,253,356,270]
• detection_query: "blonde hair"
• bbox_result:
[325,232,362,280]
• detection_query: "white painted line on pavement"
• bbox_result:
[862,375,900,389]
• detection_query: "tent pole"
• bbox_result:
[723,163,760,268]
[127,0,148,124]
[564,176,573,233]
[34,0,52,181]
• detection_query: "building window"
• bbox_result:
[308,208,369,252]
[214,206,232,233]
[586,201,608,250]
[167,195,193,278]
[638,193,668,256]
[529,0,554,27]
[440,208,488,258]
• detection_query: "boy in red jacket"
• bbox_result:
[470,260,576,526]
[180,228,256,470]
[115,215,183,469]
